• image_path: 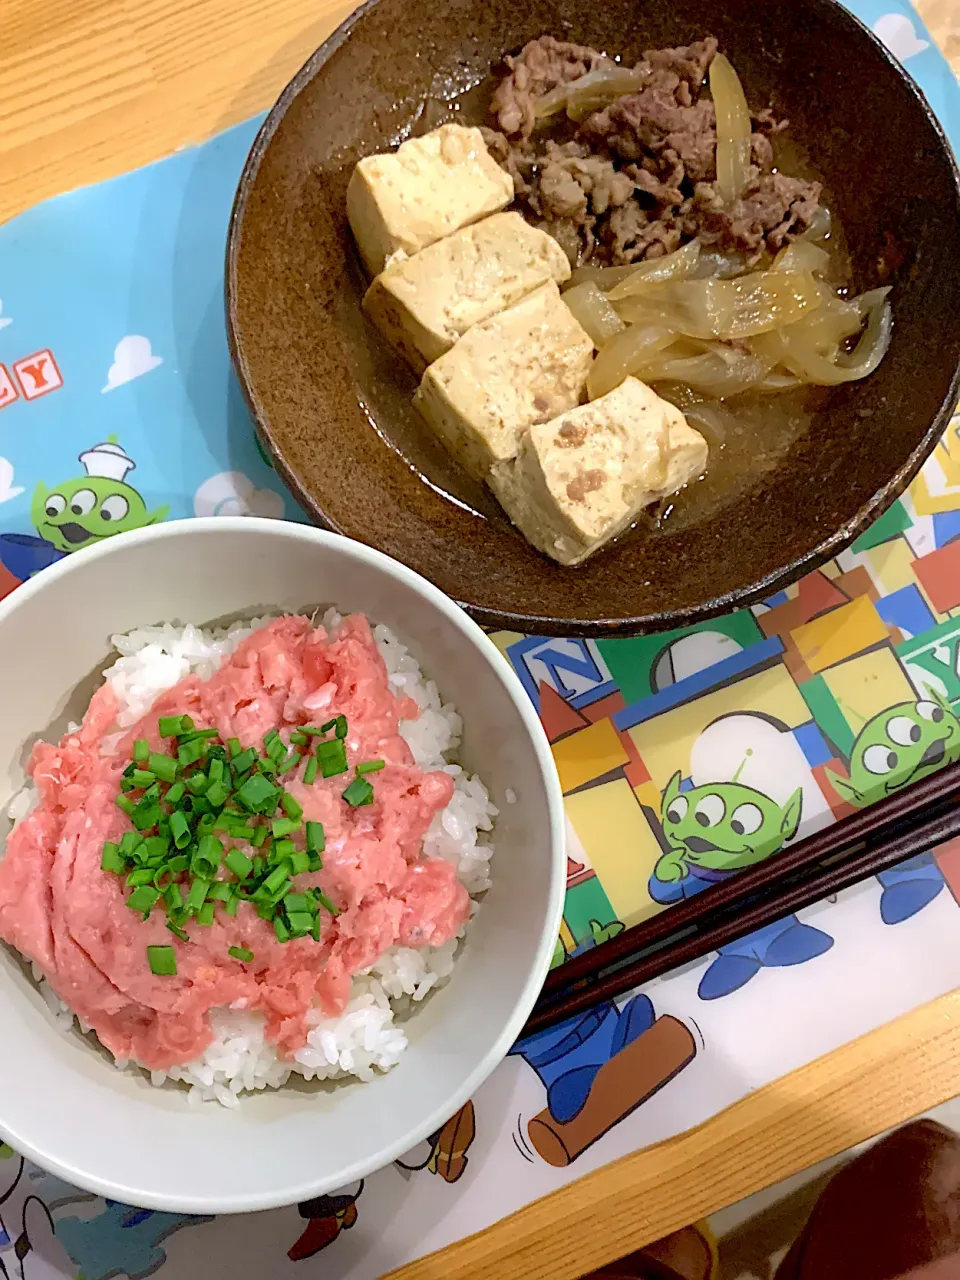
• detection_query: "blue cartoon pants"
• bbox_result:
[649,869,834,1001]
[876,852,944,925]
[510,994,656,1125]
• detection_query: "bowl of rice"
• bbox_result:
[0,517,564,1212]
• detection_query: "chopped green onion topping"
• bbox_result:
[186,877,211,914]
[317,739,348,778]
[228,945,254,962]
[185,771,209,796]
[127,885,161,915]
[169,810,191,849]
[148,753,179,783]
[177,728,219,744]
[263,864,289,895]
[147,945,178,976]
[101,842,124,874]
[225,850,252,880]
[280,792,303,820]
[177,739,206,767]
[286,911,314,936]
[132,799,162,830]
[205,780,229,808]
[232,747,257,775]
[105,712,359,972]
[289,850,310,876]
[342,776,374,807]
[235,773,279,812]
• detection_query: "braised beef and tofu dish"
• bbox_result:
[347,36,892,566]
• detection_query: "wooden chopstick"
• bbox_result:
[523,759,960,1037]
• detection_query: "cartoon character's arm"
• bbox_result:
[146,505,170,527]
[648,855,688,904]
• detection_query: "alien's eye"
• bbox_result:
[917,700,945,723]
[693,793,725,827]
[730,802,763,836]
[863,744,898,775]
[886,715,920,747]
[43,494,66,518]
[99,495,129,523]
[665,794,688,824]
[69,488,96,516]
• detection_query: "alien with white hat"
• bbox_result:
[30,435,169,557]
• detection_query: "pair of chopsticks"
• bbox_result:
[524,759,960,1037]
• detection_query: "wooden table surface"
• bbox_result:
[2,1,959,1276]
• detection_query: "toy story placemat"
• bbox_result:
[1,2,959,1276]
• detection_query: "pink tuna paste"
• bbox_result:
[0,615,470,1071]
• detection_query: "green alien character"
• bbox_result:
[649,772,833,999]
[32,439,168,556]
[823,691,960,925]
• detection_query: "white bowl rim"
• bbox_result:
[0,516,567,1212]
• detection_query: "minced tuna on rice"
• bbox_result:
[0,611,496,1107]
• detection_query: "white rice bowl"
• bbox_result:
[5,611,496,1109]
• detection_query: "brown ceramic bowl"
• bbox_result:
[226,0,960,638]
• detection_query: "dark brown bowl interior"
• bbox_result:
[227,0,960,637]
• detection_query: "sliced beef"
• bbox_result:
[693,173,823,262]
[626,154,686,210]
[579,84,717,183]
[483,33,825,267]
[605,204,686,262]
[750,131,774,169]
[537,142,635,219]
[642,36,718,92]
[490,35,607,139]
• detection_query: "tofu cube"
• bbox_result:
[413,282,594,481]
[488,377,708,566]
[363,213,572,373]
[347,125,515,276]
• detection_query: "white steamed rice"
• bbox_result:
[6,611,496,1107]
